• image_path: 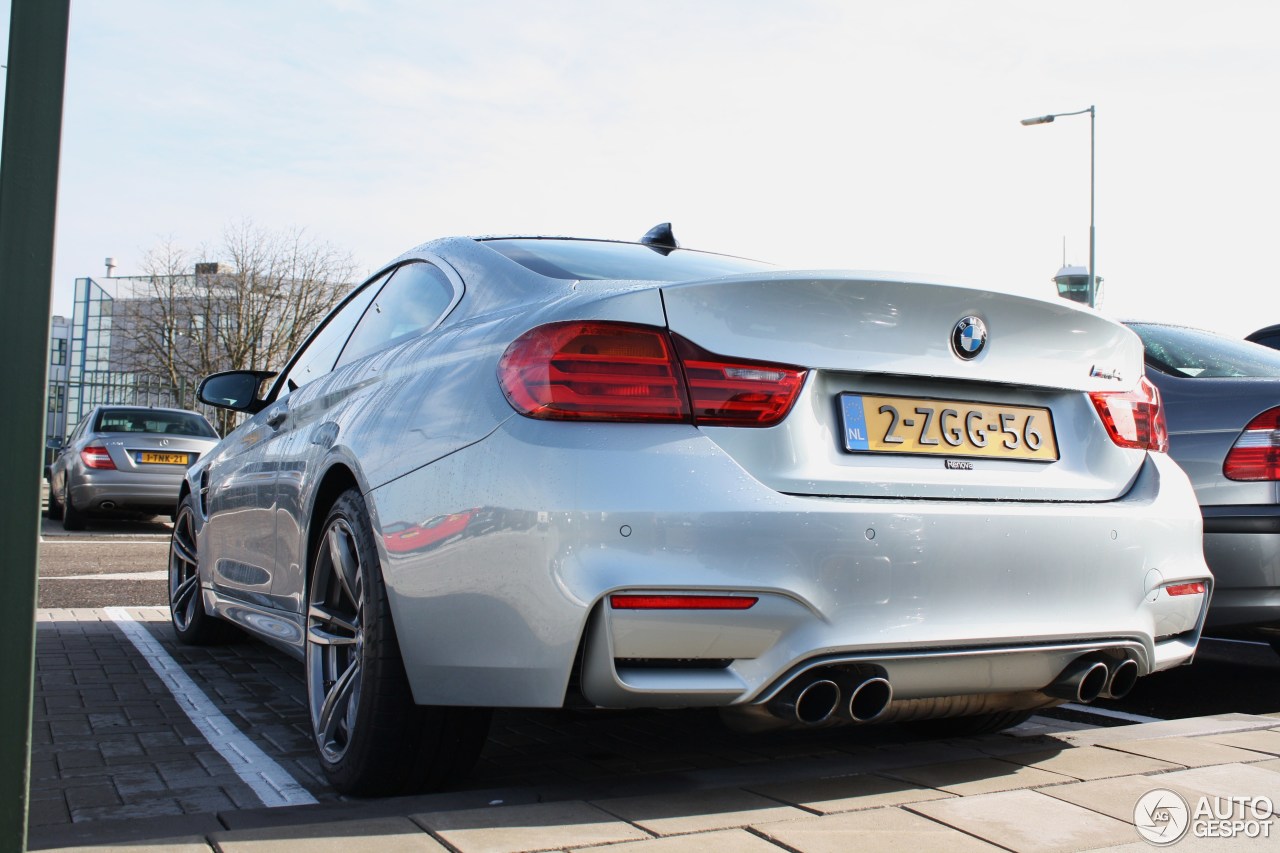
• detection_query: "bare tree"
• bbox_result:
[112,222,356,430]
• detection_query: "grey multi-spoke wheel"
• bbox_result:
[306,488,491,796]
[308,515,365,766]
[169,493,233,645]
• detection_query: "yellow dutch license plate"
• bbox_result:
[839,393,1059,461]
[140,452,189,465]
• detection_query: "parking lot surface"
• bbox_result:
[28,521,1280,851]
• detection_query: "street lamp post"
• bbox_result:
[1021,105,1097,308]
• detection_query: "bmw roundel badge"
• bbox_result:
[952,316,987,360]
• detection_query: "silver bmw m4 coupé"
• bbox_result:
[173,226,1212,795]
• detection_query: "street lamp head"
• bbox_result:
[1018,105,1096,307]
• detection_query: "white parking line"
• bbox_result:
[1059,702,1163,724]
[43,571,169,581]
[40,538,170,544]
[104,606,318,808]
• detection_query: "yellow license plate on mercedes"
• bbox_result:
[839,393,1058,461]
[139,452,189,465]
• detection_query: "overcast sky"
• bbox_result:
[3,1,1277,335]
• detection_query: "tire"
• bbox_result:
[61,480,86,531]
[902,709,1036,738]
[169,493,235,645]
[306,488,491,796]
[46,476,64,520]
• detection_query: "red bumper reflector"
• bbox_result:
[610,594,759,610]
[1164,582,1207,596]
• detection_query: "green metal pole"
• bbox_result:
[0,1,70,850]
[1088,105,1097,309]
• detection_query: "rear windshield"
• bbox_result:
[1128,323,1280,379]
[481,238,772,281]
[95,409,218,437]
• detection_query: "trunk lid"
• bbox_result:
[660,272,1148,501]
[99,433,211,471]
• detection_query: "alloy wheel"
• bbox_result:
[307,517,364,764]
[168,505,201,630]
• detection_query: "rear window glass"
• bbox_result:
[481,238,771,281]
[1128,323,1280,379]
[95,409,218,437]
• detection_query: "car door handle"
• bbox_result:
[266,408,287,429]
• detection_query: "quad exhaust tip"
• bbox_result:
[769,667,893,727]
[1047,659,1111,704]
[1048,657,1140,704]
[764,655,1137,729]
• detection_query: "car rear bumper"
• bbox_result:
[69,468,185,513]
[1201,505,1280,629]
[1203,505,1280,534]
[372,419,1212,711]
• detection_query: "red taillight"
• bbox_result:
[498,322,689,422]
[1223,407,1280,481]
[610,594,758,610]
[80,444,117,470]
[673,336,807,427]
[498,321,806,427]
[1089,376,1169,452]
[1164,582,1206,596]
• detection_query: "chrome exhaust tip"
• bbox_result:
[1105,659,1140,699]
[1046,659,1110,704]
[847,676,893,722]
[793,679,841,725]
[768,677,842,726]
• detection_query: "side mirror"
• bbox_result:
[197,370,277,414]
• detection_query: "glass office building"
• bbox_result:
[66,276,113,431]
[62,276,185,441]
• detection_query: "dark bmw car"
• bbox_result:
[1126,322,1280,636]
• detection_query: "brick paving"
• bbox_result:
[28,607,1280,851]
[31,609,312,829]
[32,607,1066,830]
[182,734,1280,852]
